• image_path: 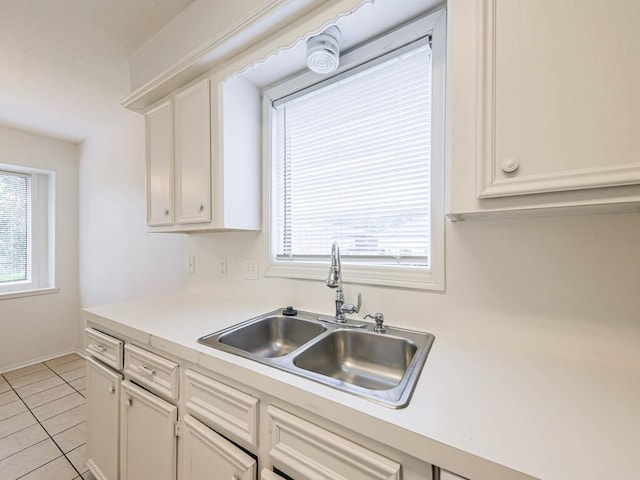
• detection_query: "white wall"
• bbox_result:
[122,0,640,368]
[0,126,79,371]
[78,110,186,310]
[130,0,286,90]
[184,212,640,367]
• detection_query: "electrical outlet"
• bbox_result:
[244,258,258,280]
[187,256,195,275]
[217,258,227,276]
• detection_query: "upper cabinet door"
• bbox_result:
[146,100,174,226]
[478,0,640,198]
[174,79,212,224]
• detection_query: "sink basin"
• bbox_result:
[197,308,435,408]
[201,315,325,358]
[293,330,417,390]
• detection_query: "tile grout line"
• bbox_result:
[43,362,87,399]
[15,454,69,480]
[39,362,87,478]
[3,358,84,392]
[0,373,41,446]
[0,360,87,479]
[1,355,81,381]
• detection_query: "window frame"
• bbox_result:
[263,8,446,290]
[0,163,54,297]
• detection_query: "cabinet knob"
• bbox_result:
[109,385,115,394]
[164,209,170,216]
[501,156,520,173]
[199,204,204,213]
[126,397,132,407]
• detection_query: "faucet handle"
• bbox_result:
[354,292,362,313]
[340,292,362,315]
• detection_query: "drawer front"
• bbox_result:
[124,344,179,401]
[268,405,401,480]
[85,328,124,371]
[184,369,259,448]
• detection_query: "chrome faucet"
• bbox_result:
[326,242,361,323]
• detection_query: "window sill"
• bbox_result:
[265,262,444,291]
[0,287,60,301]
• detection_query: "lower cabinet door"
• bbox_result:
[261,469,286,480]
[181,414,256,480]
[121,380,177,480]
[86,358,121,480]
[268,406,401,480]
[440,470,468,480]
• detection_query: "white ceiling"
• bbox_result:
[0,0,194,143]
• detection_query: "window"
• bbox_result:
[264,10,445,290]
[0,165,54,296]
[0,171,29,284]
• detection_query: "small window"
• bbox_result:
[264,10,446,290]
[0,171,29,284]
[0,165,53,296]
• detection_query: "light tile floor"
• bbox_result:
[0,354,95,480]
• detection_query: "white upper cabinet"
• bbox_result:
[145,75,260,232]
[174,79,211,224]
[146,100,174,226]
[449,0,640,217]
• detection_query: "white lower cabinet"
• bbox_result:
[268,405,401,480]
[181,414,256,480]
[261,469,286,480]
[184,369,259,450]
[121,380,178,480]
[440,470,468,480]
[86,357,122,480]
[84,329,432,480]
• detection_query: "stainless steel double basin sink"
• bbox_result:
[197,308,435,408]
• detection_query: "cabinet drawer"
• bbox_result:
[85,328,124,371]
[124,344,179,401]
[268,405,401,480]
[181,414,256,480]
[184,369,258,448]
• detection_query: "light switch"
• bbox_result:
[244,258,258,280]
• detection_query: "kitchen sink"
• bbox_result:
[197,308,435,408]
[214,314,326,357]
[293,330,417,391]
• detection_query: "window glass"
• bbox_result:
[273,41,432,268]
[0,171,29,284]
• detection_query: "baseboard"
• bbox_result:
[1,349,87,374]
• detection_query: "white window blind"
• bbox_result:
[273,40,432,268]
[0,171,30,284]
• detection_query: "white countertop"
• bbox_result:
[82,291,640,480]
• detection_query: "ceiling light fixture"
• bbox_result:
[306,26,342,74]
